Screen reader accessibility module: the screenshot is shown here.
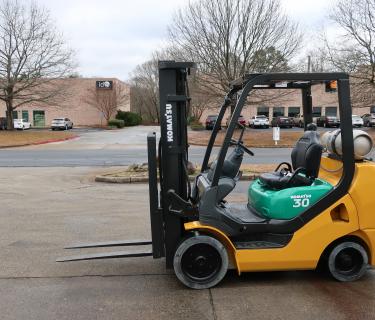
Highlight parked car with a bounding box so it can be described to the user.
[352,115,364,127]
[362,113,375,127]
[249,115,269,128]
[226,115,246,128]
[13,119,31,130]
[237,115,247,127]
[293,114,304,127]
[316,115,340,128]
[205,115,220,130]
[51,118,73,130]
[271,116,293,128]
[0,117,7,130]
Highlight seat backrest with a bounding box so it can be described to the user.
[291,128,323,178]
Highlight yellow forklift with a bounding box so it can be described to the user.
[59,61,375,289]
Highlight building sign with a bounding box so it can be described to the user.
[96,80,113,89]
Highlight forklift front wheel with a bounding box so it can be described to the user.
[173,234,228,289]
[327,241,368,282]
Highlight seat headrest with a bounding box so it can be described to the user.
[291,129,322,178]
[306,123,317,131]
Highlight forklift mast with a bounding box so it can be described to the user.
[147,61,196,267]
[58,61,196,267]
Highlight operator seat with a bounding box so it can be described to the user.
[259,123,322,190]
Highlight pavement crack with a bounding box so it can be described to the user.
[209,288,218,320]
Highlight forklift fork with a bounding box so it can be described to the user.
[56,240,153,262]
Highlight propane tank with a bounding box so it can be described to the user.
[320,129,373,160]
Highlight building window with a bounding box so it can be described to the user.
[313,107,322,117]
[6,110,18,120]
[288,107,300,117]
[371,106,375,113]
[257,106,269,117]
[325,107,337,117]
[273,107,285,117]
[22,110,29,122]
[33,110,45,127]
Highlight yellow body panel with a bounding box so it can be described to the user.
[185,157,375,273]
[348,161,375,229]
[319,156,343,186]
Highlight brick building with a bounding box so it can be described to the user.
[0,78,130,127]
[200,83,374,123]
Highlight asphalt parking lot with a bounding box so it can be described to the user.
[1,167,375,320]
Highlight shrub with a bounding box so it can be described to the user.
[116,111,142,126]
[187,116,197,125]
[108,119,125,128]
[190,122,205,131]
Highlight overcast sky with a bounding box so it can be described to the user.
[37,0,337,80]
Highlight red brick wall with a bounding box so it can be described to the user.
[0,78,130,127]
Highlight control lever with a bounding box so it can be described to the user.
[230,139,254,156]
[167,189,198,218]
[167,189,191,208]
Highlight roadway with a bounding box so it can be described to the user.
[0,126,338,167]
[0,147,292,167]
[0,126,373,167]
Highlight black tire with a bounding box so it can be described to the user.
[65,125,68,130]
[173,234,228,289]
[327,241,368,282]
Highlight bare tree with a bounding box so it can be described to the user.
[85,81,128,125]
[293,48,331,73]
[325,0,375,108]
[130,50,220,124]
[188,72,218,122]
[0,1,75,129]
[130,58,159,123]
[168,0,301,100]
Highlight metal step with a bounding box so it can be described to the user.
[64,239,152,249]
[234,241,284,249]
[56,249,153,262]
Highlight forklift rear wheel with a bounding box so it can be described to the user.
[173,235,228,289]
[327,241,368,282]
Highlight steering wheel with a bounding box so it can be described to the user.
[230,138,254,156]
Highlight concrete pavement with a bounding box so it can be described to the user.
[1,167,375,320]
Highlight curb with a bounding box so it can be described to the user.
[31,135,79,145]
[0,135,79,149]
[95,173,261,184]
